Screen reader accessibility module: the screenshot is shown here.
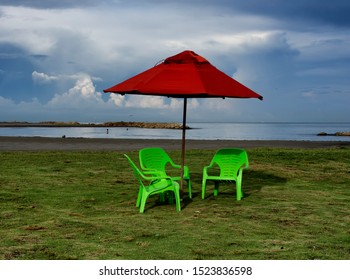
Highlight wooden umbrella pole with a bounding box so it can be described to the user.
[180,97,187,197]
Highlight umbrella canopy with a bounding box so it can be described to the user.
[104,50,263,195]
[104,50,263,99]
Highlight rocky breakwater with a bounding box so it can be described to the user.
[318,131,350,137]
[103,122,190,129]
[0,121,191,129]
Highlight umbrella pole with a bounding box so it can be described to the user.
[180,97,187,197]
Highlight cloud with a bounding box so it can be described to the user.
[32,71,102,84]
[0,73,111,121]
[47,74,104,107]
[1,1,350,123]
[108,93,124,107]
[0,71,260,122]
[224,32,299,92]
[2,3,347,83]
[0,0,105,9]
[32,71,59,83]
[216,0,350,27]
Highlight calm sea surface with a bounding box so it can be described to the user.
[1,122,350,141]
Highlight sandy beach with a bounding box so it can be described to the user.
[1,136,349,151]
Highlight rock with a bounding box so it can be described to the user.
[317,131,350,137]
[335,132,350,136]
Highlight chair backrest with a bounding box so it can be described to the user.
[124,154,145,188]
[211,148,249,177]
[139,147,172,171]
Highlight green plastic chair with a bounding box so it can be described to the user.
[139,147,192,199]
[124,154,181,213]
[202,148,249,201]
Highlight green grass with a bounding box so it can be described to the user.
[1,147,349,260]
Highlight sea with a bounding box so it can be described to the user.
[1,122,350,141]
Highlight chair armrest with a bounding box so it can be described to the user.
[203,166,210,176]
[241,161,249,170]
[168,162,190,176]
[183,165,190,176]
[169,161,188,169]
[236,163,249,177]
[169,162,181,169]
[203,159,217,173]
[137,169,171,181]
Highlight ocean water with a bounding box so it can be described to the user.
[1,122,350,141]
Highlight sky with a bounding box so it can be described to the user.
[0,0,349,123]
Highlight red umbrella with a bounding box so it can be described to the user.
[104,50,263,194]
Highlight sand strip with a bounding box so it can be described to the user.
[0,136,349,151]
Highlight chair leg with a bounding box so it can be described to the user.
[202,179,207,199]
[174,187,181,212]
[236,179,243,201]
[139,189,149,213]
[136,186,142,207]
[167,191,174,204]
[187,179,192,199]
[159,192,165,203]
[214,181,219,196]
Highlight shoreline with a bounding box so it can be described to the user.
[1,136,349,151]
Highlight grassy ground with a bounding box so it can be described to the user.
[0,147,349,260]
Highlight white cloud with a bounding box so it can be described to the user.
[122,95,200,111]
[108,93,125,107]
[47,74,103,106]
[32,71,102,84]
[125,95,164,109]
[0,71,260,122]
[32,71,59,83]
[0,4,277,77]
[0,73,112,121]
[0,7,57,54]
[124,95,184,109]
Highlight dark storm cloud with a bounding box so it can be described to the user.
[140,0,350,27]
[231,0,350,27]
[0,43,38,100]
[2,0,349,27]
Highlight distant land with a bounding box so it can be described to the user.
[0,121,190,130]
